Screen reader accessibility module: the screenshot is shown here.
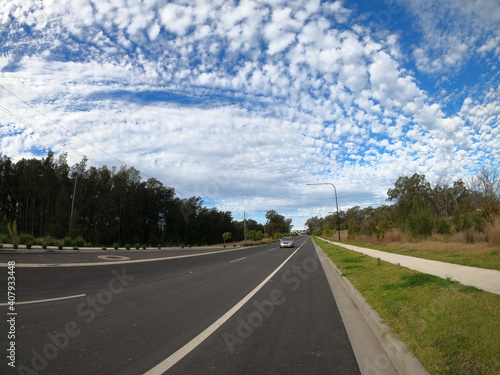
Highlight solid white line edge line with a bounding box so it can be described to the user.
[143,238,308,375]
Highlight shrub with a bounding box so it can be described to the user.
[40,236,56,249]
[347,219,361,240]
[485,216,500,246]
[63,237,73,247]
[322,228,334,237]
[377,220,391,240]
[406,208,433,238]
[20,233,36,249]
[435,218,452,235]
[113,242,119,250]
[312,229,322,237]
[246,230,264,241]
[125,244,131,250]
[135,243,140,250]
[73,236,85,247]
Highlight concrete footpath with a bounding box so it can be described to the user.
[318,238,500,295]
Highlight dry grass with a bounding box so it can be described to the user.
[323,228,500,270]
[485,216,500,246]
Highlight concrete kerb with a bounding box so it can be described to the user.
[313,239,429,375]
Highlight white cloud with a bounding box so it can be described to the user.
[0,0,498,229]
[397,0,500,73]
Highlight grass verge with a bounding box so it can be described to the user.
[314,237,500,374]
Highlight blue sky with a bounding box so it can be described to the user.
[1,0,499,229]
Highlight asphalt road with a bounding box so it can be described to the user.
[1,237,360,374]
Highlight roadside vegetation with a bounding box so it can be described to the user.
[314,238,500,374]
[0,152,293,249]
[308,169,500,269]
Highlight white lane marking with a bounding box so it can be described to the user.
[98,255,130,261]
[143,238,308,375]
[230,257,246,263]
[0,293,86,306]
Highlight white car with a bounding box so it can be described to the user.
[279,236,294,248]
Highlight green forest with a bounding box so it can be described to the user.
[0,152,292,247]
[306,170,500,243]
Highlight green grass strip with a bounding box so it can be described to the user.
[315,238,500,375]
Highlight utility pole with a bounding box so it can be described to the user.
[70,174,78,234]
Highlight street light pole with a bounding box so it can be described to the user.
[306,183,341,242]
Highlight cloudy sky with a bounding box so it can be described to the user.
[1,0,499,229]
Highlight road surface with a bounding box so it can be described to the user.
[1,237,361,374]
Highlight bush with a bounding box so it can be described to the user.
[485,216,500,246]
[41,236,57,249]
[406,208,433,238]
[63,237,73,247]
[73,236,85,247]
[246,230,264,241]
[347,219,361,240]
[377,220,391,240]
[20,233,36,248]
[322,228,334,237]
[435,218,452,235]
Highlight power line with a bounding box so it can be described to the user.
[0,104,105,167]
[0,84,151,175]
[0,83,192,196]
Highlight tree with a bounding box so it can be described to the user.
[387,173,432,226]
[305,216,322,233]
[222,232,232,245]
[471,167,500,199]
[265,210,292,236]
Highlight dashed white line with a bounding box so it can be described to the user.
[0,293,86,306]
[230,257,246,263]
[143,238,308,375]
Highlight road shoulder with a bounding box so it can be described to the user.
[313,240,429,375]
